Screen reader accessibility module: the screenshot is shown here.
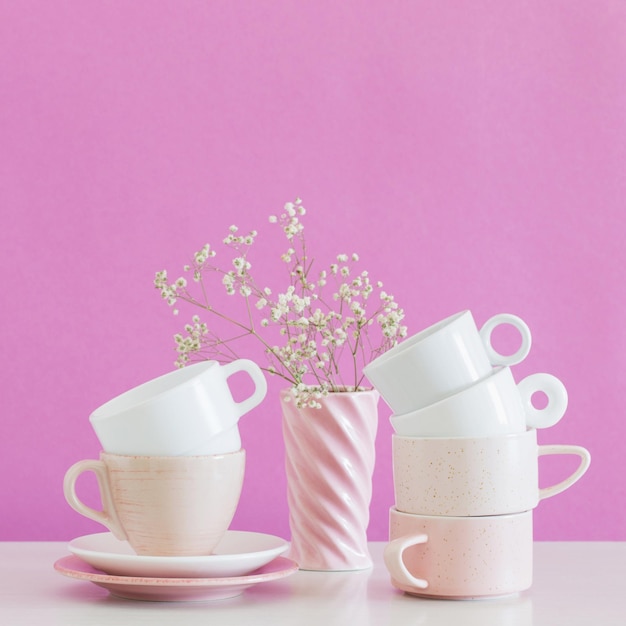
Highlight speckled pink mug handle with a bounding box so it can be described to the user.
[63,459,127,541]
[383,534,429,590]
[538,444,591,501]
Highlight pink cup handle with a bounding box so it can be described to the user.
[63,459,127,540]
[538,445,591,501]
[383,534,429,590]
[222,359,268,419]
[479,313,532,366]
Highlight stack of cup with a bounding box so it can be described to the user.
[364,310,591,599]
[64,360,267,556]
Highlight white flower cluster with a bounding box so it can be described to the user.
[155,199,407,408]
[173,316,208,366]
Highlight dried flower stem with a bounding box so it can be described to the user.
[155,199,407,407]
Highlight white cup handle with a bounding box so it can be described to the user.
[222,359,268,419]
[479,313,532,366]
[538,445,591,501]
[383,534,429,590]
[517,373,568,429]
[63,459,127,540]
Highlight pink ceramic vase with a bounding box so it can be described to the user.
[281,388,379,571]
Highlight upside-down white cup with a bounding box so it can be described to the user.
[390,366,568,438]
[384,508,533,599]
[90,360,267,456]
[363,310,532,414]
[392,431,591,516]
[63,451,245,556]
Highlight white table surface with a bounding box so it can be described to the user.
[0,541,624,625]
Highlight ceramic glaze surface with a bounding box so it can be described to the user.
[64,451,245,556]
[89,360,267,456]
[390,366,568,438]
[385,508,533,598]
[392,431,590,516]
[281,389,379,571]
[54,554,298,602]
[364,311,531,414]
[68,530,289,578]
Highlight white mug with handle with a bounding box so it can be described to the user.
[90,360,267,456]
[390,366,567,438]
[364,310,532,414]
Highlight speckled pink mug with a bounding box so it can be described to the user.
[63,451,245,556]
[392,430,590,516]
[384,508,533,599]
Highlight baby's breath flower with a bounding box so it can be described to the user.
[155,198,407,409]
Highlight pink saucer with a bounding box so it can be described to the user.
[54,555,298,602]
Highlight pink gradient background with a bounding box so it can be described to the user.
[1,1,624,542]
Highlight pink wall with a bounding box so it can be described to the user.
[1,1,624,542]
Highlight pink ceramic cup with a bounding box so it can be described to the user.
[384,508,533,599]
[392,430,590,516]
[63,450,245,556]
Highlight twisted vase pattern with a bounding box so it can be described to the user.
[281,389,379,571]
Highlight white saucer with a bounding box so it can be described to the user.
[54,555,298,602]
[68,531,289,578]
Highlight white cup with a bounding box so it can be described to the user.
[390,366,568,438]
[90,360,267,456]
[363,310,532,414]
[384,508,533,599]
[392,430,591,516]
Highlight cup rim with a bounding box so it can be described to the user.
[99,448,246,461]
[389,506,532,521]
[90,361,219,422]
[390,428,536,443]
[364,310,469,373]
